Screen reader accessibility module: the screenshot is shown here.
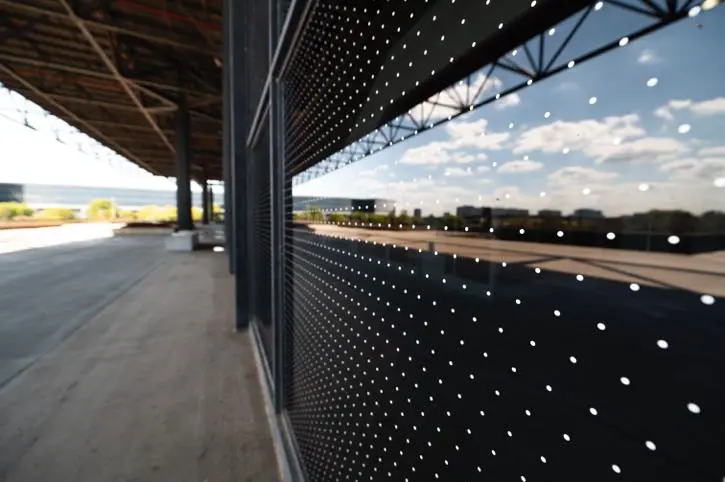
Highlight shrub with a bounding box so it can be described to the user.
[136,205,177,222]
[118,209,138,221]
[0,202,34,220]
[35,208,76,221]
[87,199,116,220]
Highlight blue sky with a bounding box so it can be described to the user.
[294,2,725,217]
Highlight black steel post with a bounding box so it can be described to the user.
[269,0,285,413]
[175,93,193,231]
[223,0,234,273]
[230,0,249,330]
[209,188,215,222]
[202,177,210,224]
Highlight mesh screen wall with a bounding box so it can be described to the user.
[240,1,725,481]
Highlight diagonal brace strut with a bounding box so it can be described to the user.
[56,0,175,155]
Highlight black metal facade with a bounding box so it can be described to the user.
[228,1,725,481]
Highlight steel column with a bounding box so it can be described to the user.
[269,0,285,414]
[222,0,234,273]
[209,188,215,221]
[202,178,211,224]
[175,94,193,231]
[229,0,250,330]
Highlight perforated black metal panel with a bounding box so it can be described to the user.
[281,1,725,481]
[251,127,274,363]
[286,229,724,481]
[284,0,593,175]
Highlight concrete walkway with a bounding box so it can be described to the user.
[0,251,279,482]
[0,235,168,388]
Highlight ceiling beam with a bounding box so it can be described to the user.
[0,13,39,43]
[0,0,218,56]
[0,52,215,98]
[190,96,222,108]
[191,110,222,124]
[46,92,168,112]
[131,84,221,122]
[146,105,179,114]
[133,145,220,154]
[56,0,174,155]
[82,119,220,137]
[0,62,156,173]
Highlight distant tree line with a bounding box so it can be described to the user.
[0,199,222,224]
[0,202,35,220]
[293,206,725,235]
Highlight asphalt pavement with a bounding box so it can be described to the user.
[0,233,167,388]
[0,244,279,482]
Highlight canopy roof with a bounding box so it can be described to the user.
[1,0,596,181]
[0,0,222,180]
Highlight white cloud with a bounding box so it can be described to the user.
[514,115,645,155]
[654,97,725,121]
[398,118,509,167]
[690,97,725,116]
[592,137,687,164]
[398,141,455,166]
[498,159,544,174]
[447,152,488,163]
[699,146,725,157]
[669,99,692,110]
[444,167,473,177]
[653,99,689,122]
[660,157,725,181]
[494,93,521,110]
[476,165,491,173]
[654,107,674,121]
[513,114,686,164]
[446,119,510,150]
[458,132,511,150]
[451,153,476,164]
[446,118,488,140]
[548,166,619,186]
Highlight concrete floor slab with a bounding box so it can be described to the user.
[0,249,279,482]
[0,235,168,387]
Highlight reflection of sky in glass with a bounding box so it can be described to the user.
[295,5,725,217]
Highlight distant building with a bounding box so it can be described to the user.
[538,209,563,218]
[573,208,604,219]
[0,182,204,214]
[413,208,422,218]
[292,196,394,214]
[491,207,529,217]
[456,205,483,218]
[0,183,389,219]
